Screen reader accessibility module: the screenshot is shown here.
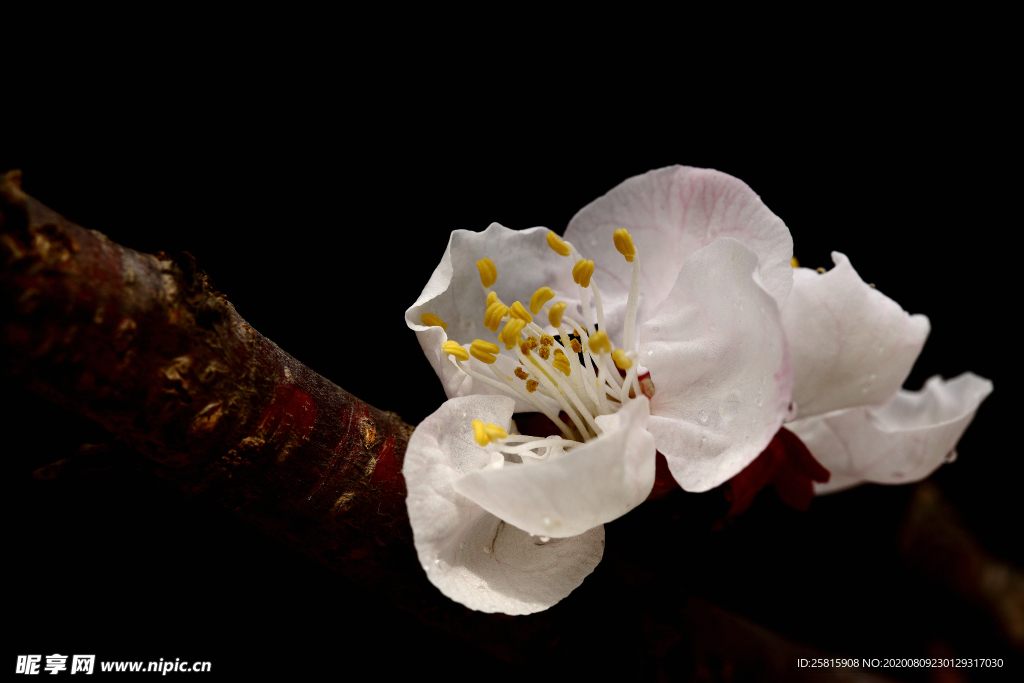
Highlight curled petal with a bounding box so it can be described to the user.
[786,373,993,495]
[783,253,931,418]
[403,394,604,614]
[405,223,577,412]
[639,238,792,492]
[454,397,656,538]
[564,165,794,336]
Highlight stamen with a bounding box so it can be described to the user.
[551,348,571,376]
[516,344,599,439]
[526,379,539,392]
[572,259,595,288]
[421,313,447,331]
[613,228,636,262]
[530,287,555,314]
[472,419,507,446]
[486,290,504,307]
[540,334,554,346]
[509,300,532,322]
[538,345,551,360]
[514,367,530,381]
[569,338,582,354]
[546,231,571,257]
[477,258,498,288]
[612,348,632,370]
[441,340,470,361]
[484,301,509,331]
[499,319,526,349]
[791,256,800,268]
[588,330,612,355]
[623,247,641,352]
[548,301,567,327]
[470,339,500,364]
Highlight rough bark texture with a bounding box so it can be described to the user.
[0,168,910,679]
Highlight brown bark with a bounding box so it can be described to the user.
[1,168,901,679]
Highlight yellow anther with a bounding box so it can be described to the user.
[551,348,571,376]
[514,367,530,381]
[540,334,554,346]
[612,348,633,370]
[486,290,504,308]
[470,339,500,364]
[485,423,508,441]
[570,338,582,354]
[472,419,508,446]
[421,313,447,331]
[572,259,595,288]
[816,267,826,274]
[613,228,637,263]
[499,319,526,349]
[519,341,532,356]
[529,287,555,314]
[526,379,539,393]
[790,256,800,268]
[441,341,470,362]
[539,345,550,360]
[546,231,571,257]
[588,330,611,354]
[525,337,539,351]
[509,300,533,323]
[477,258,497,288]
[484,302,509,332]
[548,301,567,327]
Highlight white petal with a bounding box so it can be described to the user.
[783,253,931,418]
[564,165,794,336]
[403,394,604,614]
[453,397,656,538]
[786,373,993,495]
[405,223,577,412]
[639,238,792,492]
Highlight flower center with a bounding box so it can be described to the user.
[425,228,647,455]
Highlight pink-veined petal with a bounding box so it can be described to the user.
[639,238,792,492]
[784,253,930,419]
[454,397,656,538]
[403,394,604,614]
[405,223,577,412]
[564,165,794,337]
[786,373,993,495]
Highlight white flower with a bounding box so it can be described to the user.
[403,166,796,612]
[780,253,993,493]
[407,166,796,492]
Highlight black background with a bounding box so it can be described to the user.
[3,50,1016,680]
